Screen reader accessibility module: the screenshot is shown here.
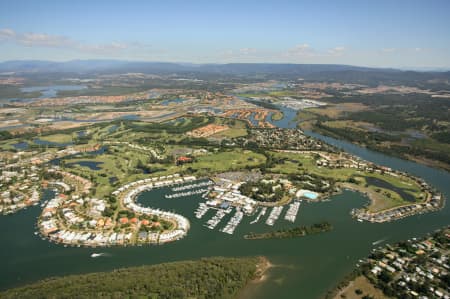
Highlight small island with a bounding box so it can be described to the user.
[244,221,333,240]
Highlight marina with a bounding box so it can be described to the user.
[171,180,213,192]
[266,206,283,226]
[0,102,449,299]
[194,203,209,219]
[205,209,227,229]
[284,200,301,223]
[250,207,267,224]
[0,132,449,299]
[221,208,244,234]
[165,188,209,199]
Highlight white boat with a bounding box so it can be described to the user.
[90,253,105,258]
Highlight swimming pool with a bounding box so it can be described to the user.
[297,189,319,200]
[303,192,318,199]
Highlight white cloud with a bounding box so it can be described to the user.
[286,44,345,57]
[381,48,396,53]
[328,46,346,56]
[78,42,128,53]
[0,28,144,54]
[286,43,315,56]
[239,48,257,55]
[0,28,16,40]
[18,32,73,47]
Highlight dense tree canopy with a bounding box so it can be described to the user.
[0,257,261,299]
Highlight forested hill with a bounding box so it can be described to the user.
[0,257,264,299]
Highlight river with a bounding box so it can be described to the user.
[0,106,448,299]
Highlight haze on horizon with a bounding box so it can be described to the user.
[0,0,450,69]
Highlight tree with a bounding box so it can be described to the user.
[379,270,393,283]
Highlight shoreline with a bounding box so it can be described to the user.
[236,256,273,299]
[253,256,273,282]
[309,125,450,173]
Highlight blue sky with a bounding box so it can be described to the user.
[0,0,449,68]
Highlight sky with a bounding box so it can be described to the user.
[0,0,450,68]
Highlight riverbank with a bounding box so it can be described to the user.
[253,256,273,282]
[327,226,450,299]
[236,256,273,299]
[310,124,450,173]
[1,107,449,299]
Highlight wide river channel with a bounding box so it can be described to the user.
[0,106,449,299]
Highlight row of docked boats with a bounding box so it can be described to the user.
[165,188,209,199]
[205,209,227,229]
[199,199,302,234]
[195,203,209,219]
[284,201,301,222]
[221,208,244,235]
[171,180,213,192]
[250,207,267,224]
[266,206,284,226]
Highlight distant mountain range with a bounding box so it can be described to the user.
[0,60,449,85]
[0,60,384,73]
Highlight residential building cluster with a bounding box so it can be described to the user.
[237,128,325,150]
[362,228,449,298]
[0,162,41,214]
[38,173,195,247]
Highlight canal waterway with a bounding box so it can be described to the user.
[0,106,449,299]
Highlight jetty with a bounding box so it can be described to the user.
[284,200,301,223]
[221,208,244,234]
[165,188,209,199]
[195,203,209,219]
[266,206,283,226]
[205,209,227,229]
[250,207,267,224]
[171,180,213,192]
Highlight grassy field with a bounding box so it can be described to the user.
[269,151,358,180]
[39,133,74,143]
[296,110,318,122]
[333,275,387,299]
[192,149,265,175]
[322,120,375,131]
[268,151,425,211]
[62,145,156,197]
[211,127,248,138]
[271,111,284,121]
[412,137,450,153]
[0,115,429,215]
[210,118,248,138]
[308,102,369,118]
[61,143,266,197]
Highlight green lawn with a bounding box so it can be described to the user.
[39,133,74,143]
[192,149,265,174]
[268,151,426,211]
[269,151,358,180]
